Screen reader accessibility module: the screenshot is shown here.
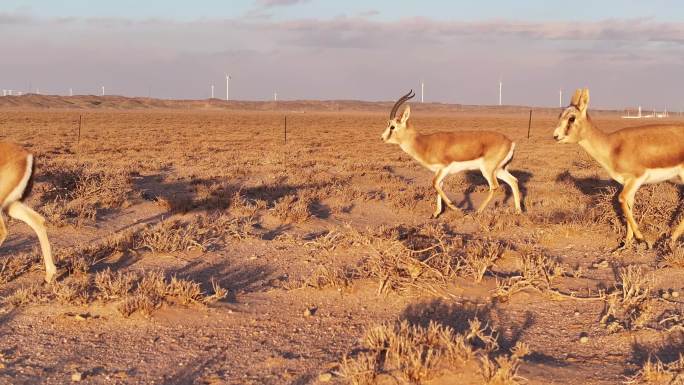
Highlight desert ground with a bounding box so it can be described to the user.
[0,96,683,385]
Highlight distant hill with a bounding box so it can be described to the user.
[0,94,620,115]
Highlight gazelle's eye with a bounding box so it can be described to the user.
[568,116,576,123]
[390,125,395,130]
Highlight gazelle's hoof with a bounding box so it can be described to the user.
[612,241,632,253]
[44,268,58,284]
[431,212,442,219]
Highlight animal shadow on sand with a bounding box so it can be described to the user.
[132,173,334,220]
[628,331,684,377]
[461,169,533,211]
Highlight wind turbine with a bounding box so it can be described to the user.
[101,86,105,96]
[420,80,424,103]
[211,84,215,99]
[226,74,231,101]
[69,88,73,97]
[274,91,277,101]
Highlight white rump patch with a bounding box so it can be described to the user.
[643,165,683,184]
[3,154,33,209]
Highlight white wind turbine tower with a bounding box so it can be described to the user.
[420,80,424,103]
[69,88,73,97]
[498,78,503,106]
[211,84,214,99]
[225,74,231,101]
[101,86,105,96]
[274,91,277,101]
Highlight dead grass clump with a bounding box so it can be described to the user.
[305,265,356,290]
[114,271,226,317]
[600,265,655,332]
[629,354,684,385]
[39,161,133,226]
[134,214,238,252]
[272,194,312,223]
[340,319,527,385]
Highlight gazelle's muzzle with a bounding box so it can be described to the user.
[552,126,565,142]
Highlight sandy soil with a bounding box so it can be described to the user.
[0,98,683,385]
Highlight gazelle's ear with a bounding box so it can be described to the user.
[570,89,582,106]
[577,88,590,115]
[400,105,411,124]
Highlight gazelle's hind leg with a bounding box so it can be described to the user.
[496,168,522,213]
[477,167,499,213]
[673,169,684,247]
[618,177,650,249]
[7,201,56,282]
[672,219,684,248]
[0,214,7,247]
[432,167,457,218]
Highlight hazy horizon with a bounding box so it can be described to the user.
[1,0,683,109]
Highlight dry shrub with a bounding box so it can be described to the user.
[662,247,684,268]
[494,251,564,301]
[38,161,133,226]
[464,240,506,283]
[52,274,91,305]
[600,265,654,332]
[94,268,137,300]
[338,224,511,294]
[0,252,41,284]
[3,283,44,307]
[340,319,526,385]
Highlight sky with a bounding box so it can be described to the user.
[1,0,683,108]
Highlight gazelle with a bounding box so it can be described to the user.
[553,88,684,249]
[0,142,56,282]
[381,90,522,218]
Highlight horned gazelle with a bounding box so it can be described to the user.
[382,90,522,218]
[554,88,684,249]
[0,142,56,282]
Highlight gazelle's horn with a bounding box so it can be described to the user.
[390,89,415,119]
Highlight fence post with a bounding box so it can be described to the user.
[527,109,532,139]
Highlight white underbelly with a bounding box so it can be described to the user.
[426,158,484,173]
[643,166,683,184]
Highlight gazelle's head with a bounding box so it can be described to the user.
[554,88,590,144]
[382,90,415,144]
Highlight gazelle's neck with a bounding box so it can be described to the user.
[577,119,614,172]
[398,126,425,162]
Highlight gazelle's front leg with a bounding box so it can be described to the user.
[431,168,457,218]
[7,202,57,283]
